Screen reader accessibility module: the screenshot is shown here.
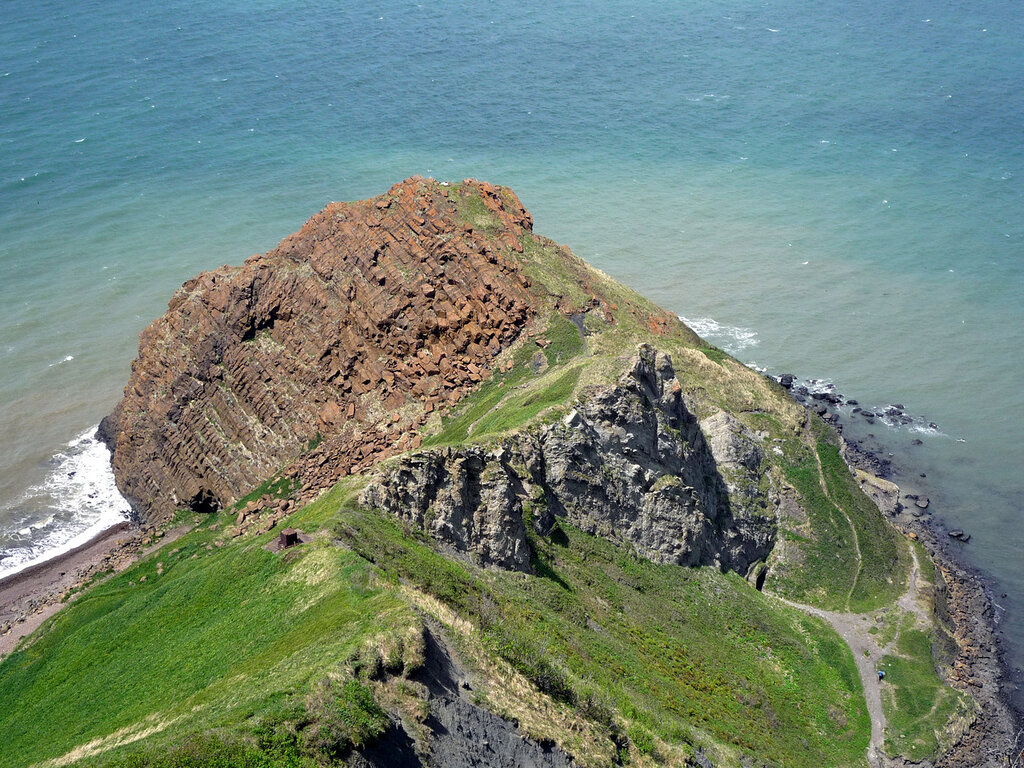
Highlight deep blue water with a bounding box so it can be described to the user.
[1,0,1022,695]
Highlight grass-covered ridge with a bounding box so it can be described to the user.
[0,510,417,768]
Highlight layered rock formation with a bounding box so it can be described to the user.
[101,178,537,520]
[361,345,776,575]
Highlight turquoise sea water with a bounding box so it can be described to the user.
[2,0,1021,697]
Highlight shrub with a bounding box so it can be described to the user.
[300,679,389,759]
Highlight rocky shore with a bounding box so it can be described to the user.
[774,371,1023,764]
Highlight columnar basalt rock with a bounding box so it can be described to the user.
[100,177,538,521]
[362,345,777,575]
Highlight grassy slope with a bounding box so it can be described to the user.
[0,509,416,768]
[0,477,870,768]
[877,542,973,761]
[880,628,972,761]
[0,183,965,767]
[762,421,910,613]
[331,481,871,768]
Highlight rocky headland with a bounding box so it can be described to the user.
[99,179,539,521]
[3,178,1019,768]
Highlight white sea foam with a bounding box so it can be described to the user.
[679,315,759,354]
[0,427,131,581]
[48,354,74,367]
[775,374,952,438]
[905,422,948,437]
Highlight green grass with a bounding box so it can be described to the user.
[516,234,596,313]
[471,367,582,438]
[766,432,909,612]
[911,540,936,586]
[540,313,585,365]
[870,607,905,648]
[768,448,860,610]
[879,627,972,761]
[0,513,415,768]
[422,343,538,446]
[231,474,299,511]
[424,313,584,447]
[816,440,909,611]
[98,733,302,768]
[456,188,504,235]
[699,345,728,364]
[0,182,950,768]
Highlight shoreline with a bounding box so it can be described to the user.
[0,521,138,657]
[0,521,132,592]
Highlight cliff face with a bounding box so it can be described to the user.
[101,178,536,519]
[361,345,776,575]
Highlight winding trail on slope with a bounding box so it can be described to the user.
[771,437,924,768]
[810,437,865,611]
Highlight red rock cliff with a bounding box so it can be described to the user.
[101,177,538,521]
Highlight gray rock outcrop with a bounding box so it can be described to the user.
[361,345,776,575]
[359,449,531,571]
[350,627,577,768]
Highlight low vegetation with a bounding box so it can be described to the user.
[877,554,973,761]
[0,513,416,768]
[328,480,870,767]
[424,313,584,447]
[766,425,909,612]
[879,628,972,761]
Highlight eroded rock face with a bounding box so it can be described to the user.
[352,627,578,768]
[362,345,777,575]
[101,177,537,521]
[360,448,531,572]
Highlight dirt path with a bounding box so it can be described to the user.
[775,594,887,766]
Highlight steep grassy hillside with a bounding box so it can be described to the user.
[0,507,419,768]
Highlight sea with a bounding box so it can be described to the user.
[1,0,1021,703]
